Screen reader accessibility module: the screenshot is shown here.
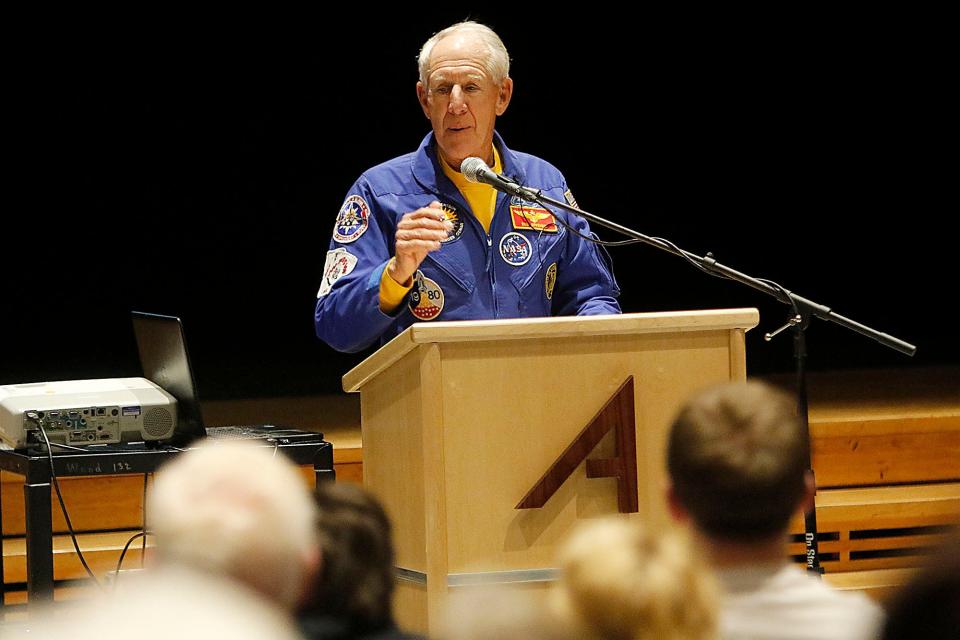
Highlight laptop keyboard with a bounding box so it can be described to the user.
[205,426,274,440]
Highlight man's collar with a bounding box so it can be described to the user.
[412,130,526,194]
[438,145,502,188]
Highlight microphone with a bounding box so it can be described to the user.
[460,157,540,200]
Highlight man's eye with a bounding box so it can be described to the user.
[434,86,451,95]
[465,85,481,92]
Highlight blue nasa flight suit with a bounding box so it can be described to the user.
[314,131,620,353]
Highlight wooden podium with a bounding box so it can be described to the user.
[343,309,759,634]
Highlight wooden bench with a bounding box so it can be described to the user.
[798,368,960,488]
[788,483,960,574]
[822,568,918,602]
[2,530,153,589]
[3,368,958,607]
[778,367,960,600]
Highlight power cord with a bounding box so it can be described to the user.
[141,473,149,567]
[113,531,153,590]
[35,421,104,590]
[113,473,157,588]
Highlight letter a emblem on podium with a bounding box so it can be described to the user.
[516,377,639,513]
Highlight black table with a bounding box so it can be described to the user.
[0,438,334,606]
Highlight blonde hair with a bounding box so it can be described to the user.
[553,518,718,640]
[147,441,318,610]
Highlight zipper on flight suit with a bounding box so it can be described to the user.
[486,233,498,317]
[438,185,501,317]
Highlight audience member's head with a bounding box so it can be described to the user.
[147,440,318,610]
[300,481,400,634]
[552,517,719,640]
[881,527,960,640]
[667,380,810,543]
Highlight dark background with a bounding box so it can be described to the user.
[4,10,954,399]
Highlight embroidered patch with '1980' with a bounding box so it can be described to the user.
[317,248,358,298]
[333,195,369,243]
[408,271,444,321]
[499,232,532,266]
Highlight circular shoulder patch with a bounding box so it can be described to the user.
[333,195,369,243]
[409,271,444,321]
[440,203,464,243]
[545,262,558,300]
[499,232,532,266]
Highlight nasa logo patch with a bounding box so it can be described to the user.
[499,232,532,266]
[333,195,369,243]
[545,262,557,300]
[317,248,358,298]
[440,203,464,243]
[408,271,444,321]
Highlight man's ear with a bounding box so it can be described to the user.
[799,470,817,514]
[666,482,690,523]
[297,545,323,610]
[495,77,513,116]
[416,81,430,120]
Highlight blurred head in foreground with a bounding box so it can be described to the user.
[667,380,812,546]
[881,528,960,640]
[300,481,403,635]
[148,440,319,610]
[552,517,719,640]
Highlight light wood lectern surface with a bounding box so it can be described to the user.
[343,308,759,634]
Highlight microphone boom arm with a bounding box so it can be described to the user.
[516,189,916,356]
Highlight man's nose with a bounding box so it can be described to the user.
[447,85,468,115]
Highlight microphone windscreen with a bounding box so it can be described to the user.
[459,157,487,183]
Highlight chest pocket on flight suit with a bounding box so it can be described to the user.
[507,230,565,314]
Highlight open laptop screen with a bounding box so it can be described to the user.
[131,311,206,444]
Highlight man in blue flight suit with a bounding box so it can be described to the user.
[314,21,620,353]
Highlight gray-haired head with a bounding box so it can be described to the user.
[147,440,319,611]
[418,21,511,85]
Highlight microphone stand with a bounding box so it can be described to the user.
[510,184,917,576]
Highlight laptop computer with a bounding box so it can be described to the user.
[131,311,325,446]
